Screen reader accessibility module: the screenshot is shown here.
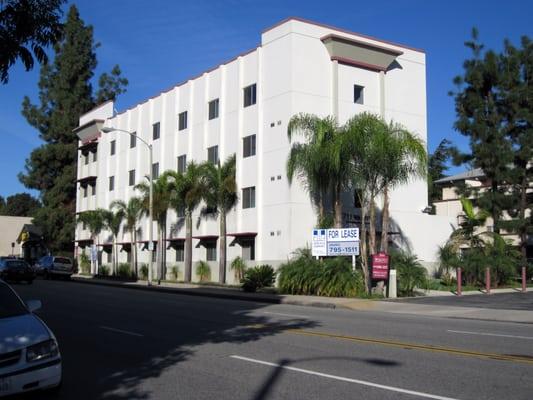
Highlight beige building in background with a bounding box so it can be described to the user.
[0,216,32,257]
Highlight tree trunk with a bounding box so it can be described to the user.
[184,211,193,283]
[360,199,370,294]
[491,180,500,234]
[519,174,528,266]
[334,182,343,228]
[112,237,116,276]
[380,185,390,253]
[369,198,376,255]
[130,229,136,279]
[219,209,227,284]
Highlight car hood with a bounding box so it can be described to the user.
[0,314,50,354]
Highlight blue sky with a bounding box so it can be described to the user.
[1,0,531,198]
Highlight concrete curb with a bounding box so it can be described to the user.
[71,277,337,309]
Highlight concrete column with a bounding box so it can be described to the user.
[379,71,385,119]
[388,269,397,298]
[332,59,339,120]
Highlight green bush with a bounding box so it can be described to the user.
[99,264,110,276]
[195,261,211,282]
[139,263,148,280]
[117,263,131,278]
[79,252,91,274]
[230,256,247,282]
[391,251,427,296]
[242,265,276,292]
[170,265,179,281]
[278,249,363,297]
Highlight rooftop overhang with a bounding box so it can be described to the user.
[193,235,218,248]
[78,140,98,153]
[321,34,402,72]
[76,176,97,187]
[73,119,104,144]
[74,239,93,247]
[166,237,185,250]
[227,232,256,247]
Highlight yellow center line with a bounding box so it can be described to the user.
[286,329,533,365]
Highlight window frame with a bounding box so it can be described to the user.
[110,140,116,156]
[243,134,256,158]
[206,243,217,261]
[354,84,364,105]
[178,111,188,131]
[152,162,159,180]
[242,186,256,209]
[207,145,219,165]
[243,83,257,107]
[177,154,187,174]
[208,98,219,120]
[109,176,115,192]
[128,169,135,187]
[130,131,137,148]
[152,122,160,140]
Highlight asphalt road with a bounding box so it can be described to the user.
[7,279,533,400]
[397,291,533,310]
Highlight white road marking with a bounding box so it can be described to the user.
[262,311,309,319]
[230,355,461,400]
[447,330,533,340]
[100,326,144,337]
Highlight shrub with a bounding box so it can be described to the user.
[230,256,247,282]
[196,261,211,282]
[242,265,276,292]
[391,251,427,296]
[170,265,179,281]
[79,252,91,274]
[139,263,149,280]
[278,249,363,297]
[99,264,110,276]
[117,263,131,278]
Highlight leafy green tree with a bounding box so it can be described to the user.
[19,5,127,254]
[428,139,453,203]
[135,175,173,282]
[76,208,106,274]
[102,208,125,276]
[0,193,41,216]
[165,162,204,283]
[287,114,339,227]
[498,36,533,266]
[379,122,427,253]
[451,28,515,234]
[391,250,427,297]
[0,0,64,83]
[111,198,143,277]
[200,154,238,284]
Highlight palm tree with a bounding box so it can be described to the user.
[102,208,125,276]
[77,209,107,275]
[287,113,340,227]
[165,162,205,283]
[111,198,143,278]
[135,175,174,282]
[379,122,427,253]
[451,197,489,249]
[200,154,238,284]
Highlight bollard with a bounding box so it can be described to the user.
[522,266,527,293]
[457,267,462,296]
[388,269,397,298]
[485,267,491,294]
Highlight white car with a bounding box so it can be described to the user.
[0,280,61,397]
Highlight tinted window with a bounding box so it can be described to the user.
[54,257,71,264]
[0,284,28,319]
[5,260,28,268]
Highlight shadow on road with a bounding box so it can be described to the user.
[9,280,323,400]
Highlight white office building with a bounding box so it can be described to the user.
[74,17,454,282]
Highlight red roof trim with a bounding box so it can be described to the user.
[331,56,386,72]
[321,33,403,56]
[166,238,186,242]
[262,17,424,53]
[192,235,218,240]
[226,232,257,238]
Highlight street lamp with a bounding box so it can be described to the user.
[100,127,154,285]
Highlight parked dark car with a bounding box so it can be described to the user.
[34,256,74,280]
[0,259,35,284]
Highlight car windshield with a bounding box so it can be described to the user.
[5,260,27,268]
[0,284,28,319]
[55,257,71,264]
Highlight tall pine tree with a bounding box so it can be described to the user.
[19,5,127,253]
[451,28,514,234]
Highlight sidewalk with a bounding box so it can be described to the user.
[72,275,533,324]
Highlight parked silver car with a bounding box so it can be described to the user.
[0,280,62,396]
[34,256,74,280]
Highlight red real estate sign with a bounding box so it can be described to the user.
[372,252,389,280]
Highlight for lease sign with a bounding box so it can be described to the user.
[312,228,360,256]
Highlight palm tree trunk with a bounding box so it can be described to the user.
[184,211,193,283]
[219,209,226,284]
[380,185,390,253]
[112,237,116,276]
[334,182,343,228]
[360,199,370,294]
[130,230,136,279]
[369,198,376,255]
[161,219,167,280]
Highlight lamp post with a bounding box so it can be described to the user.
[100,127,154,285]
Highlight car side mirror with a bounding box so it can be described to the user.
[26,300,42,312]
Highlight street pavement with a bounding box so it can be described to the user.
[7,279,533,400]
[396,291,533,310]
